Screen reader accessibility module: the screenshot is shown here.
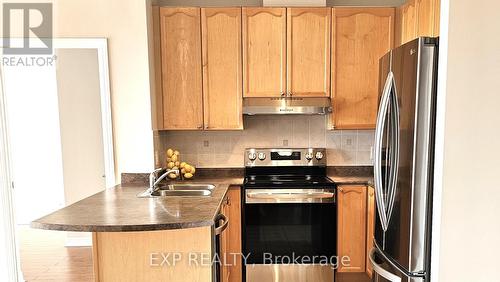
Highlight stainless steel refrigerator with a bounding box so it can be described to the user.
[370,37,438,282]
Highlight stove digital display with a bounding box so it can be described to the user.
[270,151,301,160]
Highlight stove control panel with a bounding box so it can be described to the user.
[245,148,326,167]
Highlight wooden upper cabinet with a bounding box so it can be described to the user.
[337,185,367,273]
[287,8,331,97]
[400,0,418,45]
[395,0,439,46]
[416,0,440,37]
[242,7,286,98]
[331,8,394,129]
[160,7,203,130]
[201,8,243,130]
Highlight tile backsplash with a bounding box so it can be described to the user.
[154,115,374,168]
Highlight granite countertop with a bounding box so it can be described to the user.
[326,166,374,186]
[31,179,237,232]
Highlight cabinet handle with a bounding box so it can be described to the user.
[339,187,344,192]
[197,125,203,129]
[214,213,229,235]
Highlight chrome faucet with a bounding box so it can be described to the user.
[149,168,179,194]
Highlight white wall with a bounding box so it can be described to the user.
[436,0,500,281]
[53,0,155,179]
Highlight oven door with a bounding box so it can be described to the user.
[243,188,336,282]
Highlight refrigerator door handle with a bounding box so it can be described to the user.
[374,71,393,231]
[386,74,401,224]
[369,248,402,282]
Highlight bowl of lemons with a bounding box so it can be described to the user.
[165,148,196,180]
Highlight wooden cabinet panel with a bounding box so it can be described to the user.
[366,186,376,278]
[433,0,440,36]
[395,0,439,47]
[220,186,242,282]
[400,0,418,45]
[338,185,367,273]
[287,8,331,97]
[416,0,440,37]
[160,7,203,130]
[416,0,435,37]
[331,8,394,129]
[201,8,243,130]
[242,8,286,98]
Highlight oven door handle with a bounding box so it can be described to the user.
[245,189,335,204]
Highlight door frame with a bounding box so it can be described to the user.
[0,54,20,282]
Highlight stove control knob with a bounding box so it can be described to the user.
[248,152,257,161]
[258,152,266,161]
[315,151,324,160]
[305,152,314,161]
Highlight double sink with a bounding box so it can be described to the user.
[138,184,215,198]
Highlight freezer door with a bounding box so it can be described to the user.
[374,37,437,275]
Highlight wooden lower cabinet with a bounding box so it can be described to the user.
[92,227,212,282]
[366,185,376,278]
[220,186,242,282]
[337,185,367,273]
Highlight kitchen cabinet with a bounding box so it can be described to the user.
[416,0,440,37]
[330,8,394,129]
[220,186,242,282]
[395,0,440,46]
[366,185,376,278]
[394,0,418,46]
[159,7,204,130]
[242,7,286,98]
[242,7,330,98]
[287,8,331,97]
[337,185,367,273]
[201,8,243,130]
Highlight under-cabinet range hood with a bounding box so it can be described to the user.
[243,97,332,115]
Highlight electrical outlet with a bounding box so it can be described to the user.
[203,140,209,147]
[346,138,352,146]
[282,139,289,146]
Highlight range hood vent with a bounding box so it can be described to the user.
[243,97,332,115]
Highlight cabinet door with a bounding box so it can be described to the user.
[416,0,440,37]
[338,185,367,273]
[160,7,203,130]
[201,8,243,130]
[242,7,286,98]
[287,8,331,97]
[400,0,418,45]
[331,8,394,129]
[220,186,242,282]
[366,186,376,278]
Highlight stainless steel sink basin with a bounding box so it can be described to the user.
[137,183,215,198]
[150,189,212,197]
[158,184,216,191]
